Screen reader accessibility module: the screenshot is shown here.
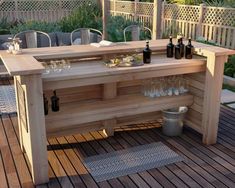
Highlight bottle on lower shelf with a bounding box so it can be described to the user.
[43,94,48,115]
[51,90,60,112]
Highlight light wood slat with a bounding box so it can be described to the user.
[187,72,205,83]
[48,138,86,188]
[221,28,227,46]
[193,96,203,106]
[55,137,99,188]
[71,134,113,188]
[0,144,9,188]
[217,27,222,45]
[47,142,73,187]
[204,25,209,40]
[42,55,206,82]
[226,29,232,48]
[189,86,204,98]
[0,119,21,188]
[45,94,193,133]
[188,107,202,118]
[190,103,203,113]
[186,77,205,91]
[232,30,235,49]
[184,119,203,133]
[212,26,217,42]
[1,117,35,188]
[43,59,206,90]
[208,26,213,41]
[202,55,227,144]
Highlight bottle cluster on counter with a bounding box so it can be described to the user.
[167,35,194,59]
[43,90,60,115]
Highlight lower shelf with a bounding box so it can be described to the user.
[45,94,194,133]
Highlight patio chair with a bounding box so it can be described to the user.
[13,30,52,48]
[70,28,103,45]
[123,25,152,42]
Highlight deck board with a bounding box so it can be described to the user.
[1,81,235,187]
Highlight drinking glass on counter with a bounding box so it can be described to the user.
[41,59,71,74]
[141,76,189,98]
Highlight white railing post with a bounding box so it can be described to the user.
[152,0,162,39]
[196,3,206,39]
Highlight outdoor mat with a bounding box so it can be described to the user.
[84,142,183,182]
[0,85,17,115]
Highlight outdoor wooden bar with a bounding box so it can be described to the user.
[0,39,234,185]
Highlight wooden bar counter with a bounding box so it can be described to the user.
[0,39,234,185]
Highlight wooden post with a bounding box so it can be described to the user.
[14,0,19,20]
[161,1,165,39]
[102,82,117,137]
[102,0,109,40]
[134,0,139,22]
[114,0,116,16]
[196,3,206,39]
[152,0,162,40]
[202,55,227,145]
[18,74,48,184]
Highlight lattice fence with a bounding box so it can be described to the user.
[164,4,200,22]
[109,0,153,28]
[203,7,235,26]
[0,0,96,22]
[163,4,235,49]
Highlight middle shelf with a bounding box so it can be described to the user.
[45,93,193,132]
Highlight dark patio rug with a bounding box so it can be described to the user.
[0,85,16,115]
[84,142,183,182]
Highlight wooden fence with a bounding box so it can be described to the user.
[109,0,235,49]
[0,0,96,22]
[0,0,234,49]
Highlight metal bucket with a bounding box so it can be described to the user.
[162,107,188,136]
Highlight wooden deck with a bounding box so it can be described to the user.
[1,81,235,188]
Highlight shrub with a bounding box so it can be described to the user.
[59,2,102,32]
[10,21,61,34]
[224,55,235,77]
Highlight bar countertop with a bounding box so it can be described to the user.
[0,39,234,76]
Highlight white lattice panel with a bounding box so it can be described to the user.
[164,4,200,22]
[136,2,153,16]
[203,7,235,26]
[115,1,135,14]
[0,0,94,11]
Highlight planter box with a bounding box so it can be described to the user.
[223,75,235,87]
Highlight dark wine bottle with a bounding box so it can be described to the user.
[51,90,59,112]
[43,94,48,115]
[179,37,185,57]
[167,36,174,58]
[143,41,152,64]
[185,38,194,59]
[175,39,181,59]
